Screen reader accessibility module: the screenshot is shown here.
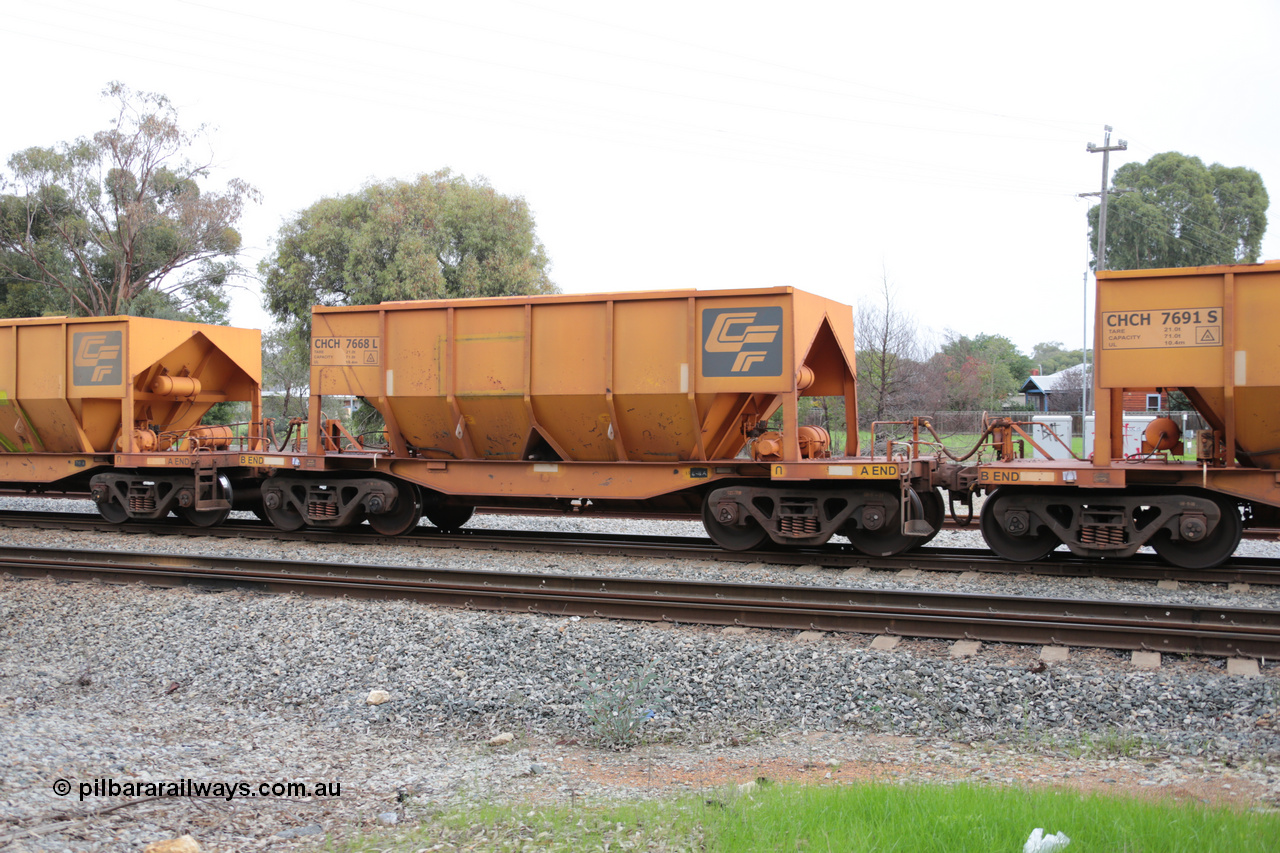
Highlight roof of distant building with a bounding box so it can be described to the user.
[1020,366,1088,395]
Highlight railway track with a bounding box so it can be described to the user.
[2,509,1279,587]
[2,545,1276,659]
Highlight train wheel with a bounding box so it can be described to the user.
[97,497,129,524]
[425,505,474,531]
[1150,496,1242,570]
[915,488,945,547]
[701,499,768,551]
[844,489,943,557]
[979,488,1060,562]
[368,486,423,536]
[263,497,307,532]
[180,505,231,527]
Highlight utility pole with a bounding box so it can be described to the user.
[1082,125,1128,270]
[1079,126,1128,421]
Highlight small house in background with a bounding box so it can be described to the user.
[1020,367,1089,412]
[1021,367,1166,413]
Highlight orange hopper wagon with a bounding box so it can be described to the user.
[0,315,263,525]
[261,287,937,552]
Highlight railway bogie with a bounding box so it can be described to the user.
[977,486,1244,568]
[89,469,237,527]
[699,482,937,551]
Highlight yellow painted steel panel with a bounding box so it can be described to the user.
[1096,273,1224,388]
[455,306,525,396]
[388,398,455,451]
[530,302,607,395]
[387,310,447,396]
[312,311,380,396]
[612,300,688,394]
[1236,274,1280,386]
[1096,262,1280,470]
[459,396,530,459]
[613,393,698,461]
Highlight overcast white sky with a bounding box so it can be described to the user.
[4,0,1277,357]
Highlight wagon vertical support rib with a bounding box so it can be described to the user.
[1091,286,1108,465]
[121,322,135,454]
[603,301,629,462]
[445,306,476,459]
[686,297,708,462]
[521,303,536,453]
[1223,272,1237,468]
[377,308,410,458]
[57,323,78,452]
[519,303,570,463]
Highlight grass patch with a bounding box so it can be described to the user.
[1069,727,1151,760]
[324,781,1279,852]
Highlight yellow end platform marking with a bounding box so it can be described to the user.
[980,470,1056,484]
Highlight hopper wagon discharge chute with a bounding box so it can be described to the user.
[0,315,264,525]
[265,287,942,553]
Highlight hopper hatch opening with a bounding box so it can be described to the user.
[521,428,564,462]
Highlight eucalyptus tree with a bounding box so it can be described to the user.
[261,169,556,336]
[1088,152,1267,270]
[0,82,258,321]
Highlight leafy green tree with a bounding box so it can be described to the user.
[261,326,311,422]
[260,169,556,334]
[0,277,62,319]
[926,333,1033,411]
[0,82,258,320]
[1089,152,1268,270]
[1029,341,1092,376]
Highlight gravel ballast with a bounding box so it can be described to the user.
[0,498,1277,850]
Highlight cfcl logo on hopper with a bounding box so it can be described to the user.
[72,331,123,386]
[701,307,782,377]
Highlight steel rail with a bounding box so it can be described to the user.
[1,510,1278,587]
[2,546,1276,658]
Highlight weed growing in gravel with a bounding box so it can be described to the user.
[574,662,670,749]
[1072,726,1150,759]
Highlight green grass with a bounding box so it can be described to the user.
[324,781,1280,853]
[857,430,990,459]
